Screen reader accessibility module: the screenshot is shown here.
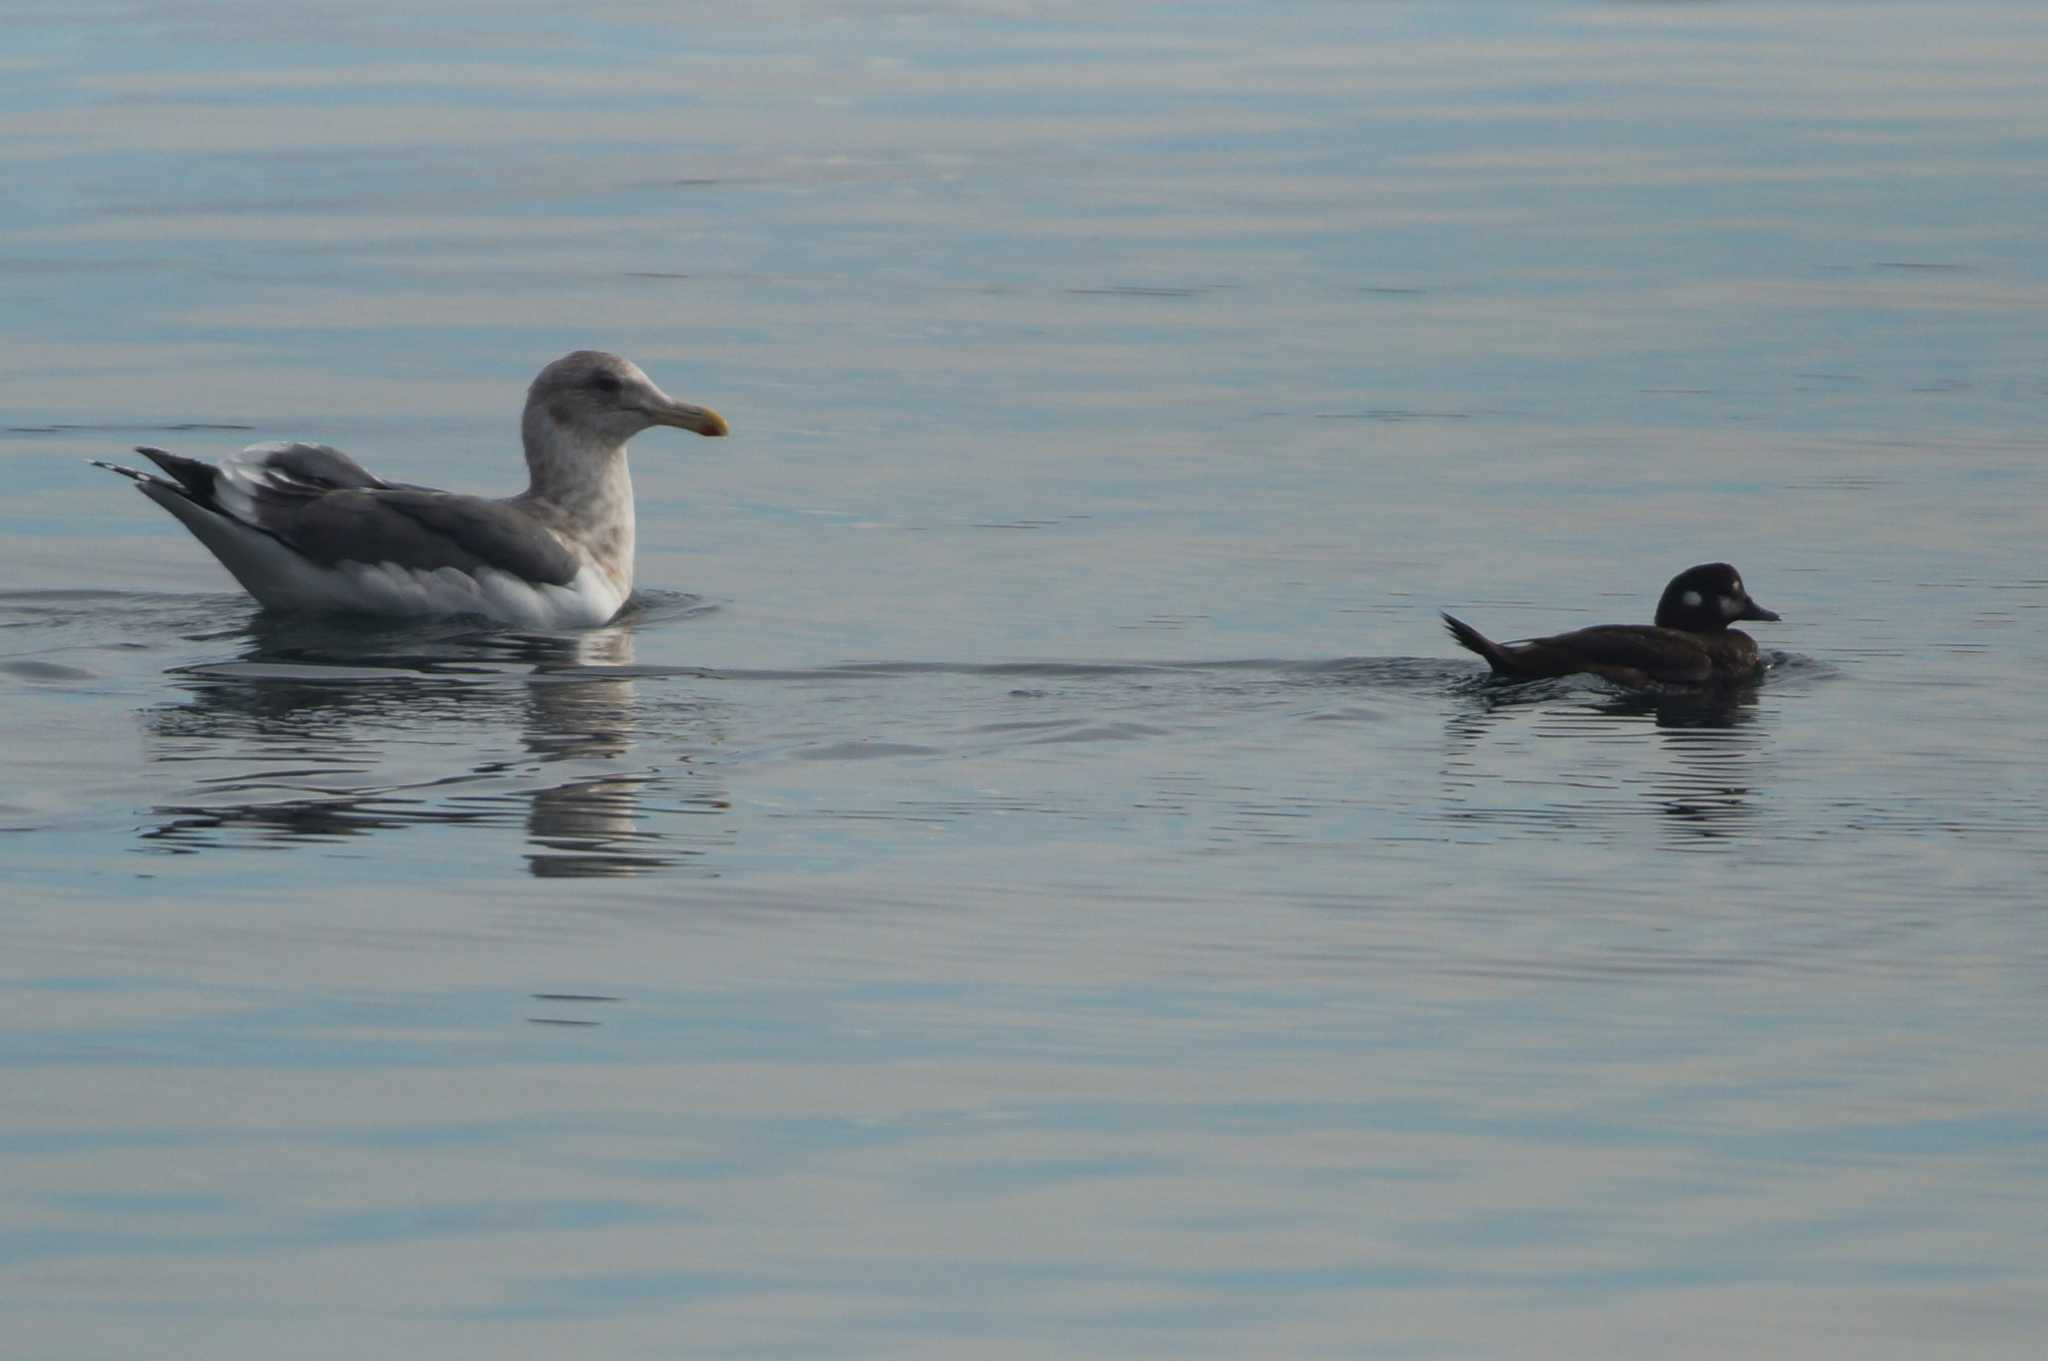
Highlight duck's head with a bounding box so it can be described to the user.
[1654,562,1779,633]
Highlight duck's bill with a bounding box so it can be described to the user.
[1740,599,1780,622]
[648,400,729,437]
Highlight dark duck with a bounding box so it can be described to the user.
[1442,562,1780,688]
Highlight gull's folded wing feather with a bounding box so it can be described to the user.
[133,442,580,587]
[281,491,580,586]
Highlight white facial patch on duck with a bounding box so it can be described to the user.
[1681,590,1703,608]
[1720,593,1745,617]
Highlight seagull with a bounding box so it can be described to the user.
[93,350,729,628]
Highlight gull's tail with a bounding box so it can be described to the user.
[91,446,218,504]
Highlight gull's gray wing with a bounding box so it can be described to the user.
[281,490,580,585]
[131,442,579,586]
[232,440,396,490]
[129,440,397,515]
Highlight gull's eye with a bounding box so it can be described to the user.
[590,373,623,395]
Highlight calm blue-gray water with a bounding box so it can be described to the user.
[4,2,2047,1356]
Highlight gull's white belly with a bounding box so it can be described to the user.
[284,561,626,627]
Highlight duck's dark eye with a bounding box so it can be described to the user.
[590,373,623,395]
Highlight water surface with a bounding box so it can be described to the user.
[4,3,2047,1357]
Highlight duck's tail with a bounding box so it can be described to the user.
[1441,611,1515,674]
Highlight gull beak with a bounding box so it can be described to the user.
[643,391,729,437]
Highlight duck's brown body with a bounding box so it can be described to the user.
[1443,563,1779,688]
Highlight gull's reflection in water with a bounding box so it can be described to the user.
[518,628,684,879]
[140,613,728,878]
[1441,677,1772,845]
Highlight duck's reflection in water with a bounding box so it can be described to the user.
[141,618,728,878]
[1441,677,1773,845]
[1598,687,1767,843]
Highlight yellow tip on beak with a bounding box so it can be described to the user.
[652,401,729,437]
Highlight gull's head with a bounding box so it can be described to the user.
[526,350,729,449]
